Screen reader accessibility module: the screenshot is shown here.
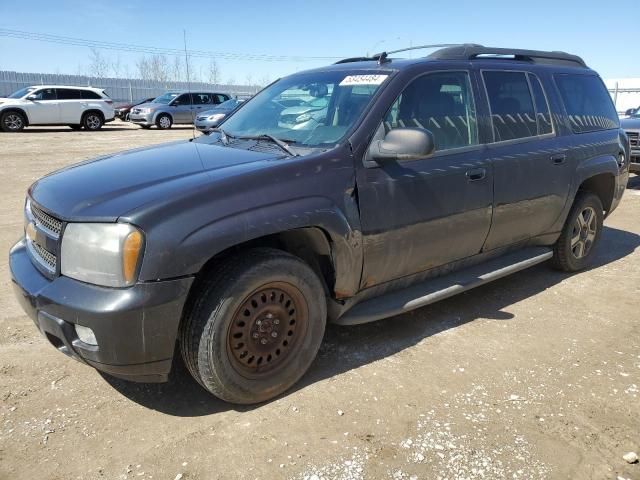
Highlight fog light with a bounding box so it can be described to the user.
[75,324,97,345]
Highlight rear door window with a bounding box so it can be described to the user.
[483,71,537,142]
[56,89,81,100]
[554,74,619,133]
[528,74,553,135]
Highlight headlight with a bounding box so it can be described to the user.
[61,223,144,287]
[207,113,225,121]
[138,108,151,114]
[295,113,312,123]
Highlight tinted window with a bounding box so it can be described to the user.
[383,71,478,151]
[174,94,191,105]
[56,89,81,100]
[193,93,212,105]
[80,90,102,100]
[483,71,537,141]
[528,74,553,135]
[554,74,619,133]
[31,88,57,101]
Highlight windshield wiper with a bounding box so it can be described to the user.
[237,134,298,156]
[211,127,230,145]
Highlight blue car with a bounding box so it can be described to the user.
[195,98,245,133]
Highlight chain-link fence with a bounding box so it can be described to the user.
[0,70,260,104]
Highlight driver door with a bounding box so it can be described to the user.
[171,94,193,123]
[26,88,60,124]
[356,70,494,287]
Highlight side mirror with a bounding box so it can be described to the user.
[26,94,37,101]
[369,128,435,162]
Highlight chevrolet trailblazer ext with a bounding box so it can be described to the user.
[10,45,629,404]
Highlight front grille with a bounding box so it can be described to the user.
[31,203,62,237]
[30,241,57,270]
[627,131,639,149]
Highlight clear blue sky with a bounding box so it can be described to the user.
[0,0,637,82]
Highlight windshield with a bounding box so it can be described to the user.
[8,87,37,99]
[219,71,390,147]
[152,92,179,104]
[630,108,640,118]
[219,98,240,109]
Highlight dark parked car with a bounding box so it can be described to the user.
[194,98,245,133]
[10,45,629,404]
[620,112,640,173]
[114,97,156,121]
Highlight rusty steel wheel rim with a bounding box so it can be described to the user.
[227,282,308,378]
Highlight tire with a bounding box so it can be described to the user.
[156,113,172,129]
[1,111,26,132]
[82,112,104,131]
[552,192,604,272]
[69,125,82,131]
[124,113,130,122]
[180,248,327,404]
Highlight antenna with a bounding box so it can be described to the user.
[183,29,195,141]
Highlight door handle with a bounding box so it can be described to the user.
[551,154,567,165]
[466,167,486,181]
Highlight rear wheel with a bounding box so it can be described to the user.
[82,112,103,131]
[1,111,26,132]
[552,192,603,272]
[180,248,327,404]
[156,113,172,129]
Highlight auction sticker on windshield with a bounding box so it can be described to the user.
[339,74,388,86]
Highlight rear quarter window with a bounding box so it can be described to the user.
[80,90,103,100]
[554,74,619,133]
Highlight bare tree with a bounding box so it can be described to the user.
[137,54,170,82]
[208,59,221,85]
[111,55,123,77]
[244,73,254,87]
[259,74,272,87]
[226,76,236,86]
[88,48,110,78]
[171,56,183,82]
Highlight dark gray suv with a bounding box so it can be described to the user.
[129,91,230,129]
[9,45,629,404]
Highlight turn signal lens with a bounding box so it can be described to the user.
[122,230,144,285]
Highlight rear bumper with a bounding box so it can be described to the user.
[9,239,194,383]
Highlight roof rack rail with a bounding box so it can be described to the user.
[334,44,475,65]
[428,45,587,67]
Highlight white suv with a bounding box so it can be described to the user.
[0,85,115,132]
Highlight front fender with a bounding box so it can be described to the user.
[139,196,363,297]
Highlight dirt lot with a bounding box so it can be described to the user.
[0,122,639,480]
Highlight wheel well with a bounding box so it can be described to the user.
[156,112,172,122]
[195,228,336,296]
[1,108,29,125]
[578,173,615,213]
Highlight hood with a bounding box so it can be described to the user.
[0,97,24,105]
[621,117,640,130]
[29,140,280,221]
[199,106,232,116]
[132,102,161,110]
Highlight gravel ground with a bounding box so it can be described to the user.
[1,122,639,480]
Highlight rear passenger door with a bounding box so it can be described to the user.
[480,70,573,250]
[357,71,494,286]
[56,88,83,124]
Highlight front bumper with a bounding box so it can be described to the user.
[9,239,194,383]
[129,112,154,126]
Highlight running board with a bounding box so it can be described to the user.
[335,247,553,326]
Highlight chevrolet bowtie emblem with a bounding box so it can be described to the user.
[26,222,37,242]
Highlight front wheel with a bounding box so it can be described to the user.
[156,113,172,129]
[1,111,26,132]
[180,248,327,404]
[552,192,603,272]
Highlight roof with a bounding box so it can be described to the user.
[27,85,105,91]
